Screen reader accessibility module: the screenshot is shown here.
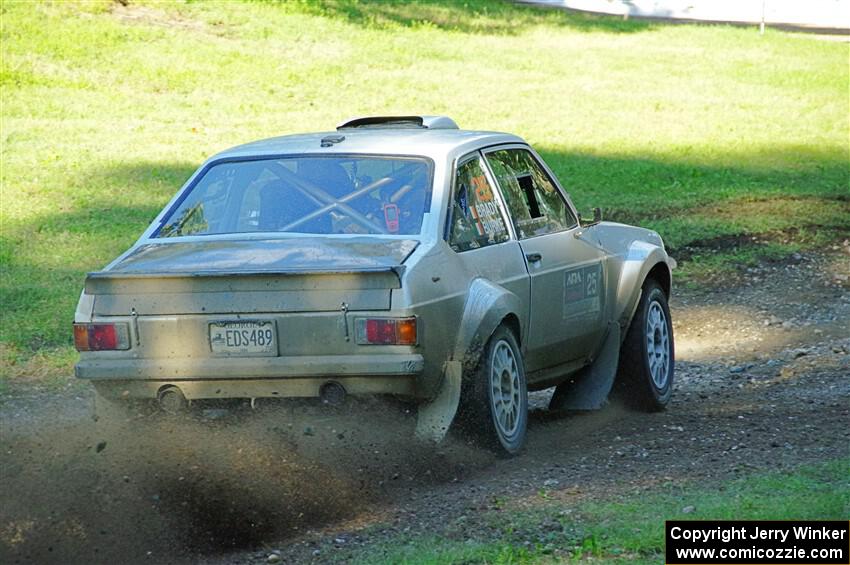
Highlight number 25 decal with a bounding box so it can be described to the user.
[586,272,598,297]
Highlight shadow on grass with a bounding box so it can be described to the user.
[267,0,657,34]
[0,162,197,354]
[1,146,848,354]
[537,143,850,212]
[3,162,196,238]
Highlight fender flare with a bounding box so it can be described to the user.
[451,277,523,372]
[615,241,673,332]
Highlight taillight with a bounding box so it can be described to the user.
[355,317,417,345]
[73,323,130,351]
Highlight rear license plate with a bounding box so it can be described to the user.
[209,321,277,356]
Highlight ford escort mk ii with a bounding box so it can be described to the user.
[74,116,676,455]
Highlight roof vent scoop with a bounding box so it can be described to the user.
[336,115,459,131]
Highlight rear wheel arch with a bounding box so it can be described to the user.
[452,278,523,372]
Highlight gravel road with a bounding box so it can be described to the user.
[2,250,848,564]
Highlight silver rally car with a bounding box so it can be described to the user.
[74,115,676,455]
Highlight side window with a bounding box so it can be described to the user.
[449,156,510,252]
[484,149,577,239]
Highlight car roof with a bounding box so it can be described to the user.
[212,128,526,162]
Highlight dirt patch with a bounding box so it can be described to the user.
[1,251,848,564]
[110,3,208,33]
[606,196,850,262]
[671,228,850,262]
[604,195,850,225]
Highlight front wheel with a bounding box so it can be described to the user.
[460,326,528,456]
[613,280,674,411]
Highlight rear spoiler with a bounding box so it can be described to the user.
[86,265,403,280]
[84,267,404,295]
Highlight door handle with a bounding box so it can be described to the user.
[525,252,542,263]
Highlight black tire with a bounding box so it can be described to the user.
[613,280,674,411]
[460,325,528,456]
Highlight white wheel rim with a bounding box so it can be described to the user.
[646,300,670,389]
[490,340,521,438]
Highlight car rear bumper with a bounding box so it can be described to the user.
[76,354,425,399]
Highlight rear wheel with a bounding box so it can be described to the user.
[614,280,674,411]
[461,326,528,455]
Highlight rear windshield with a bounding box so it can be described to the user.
[155,156,433,237]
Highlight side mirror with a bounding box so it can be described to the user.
[579,207,602,227]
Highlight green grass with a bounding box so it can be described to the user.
[1,0,848,384]
[351,458,850,564]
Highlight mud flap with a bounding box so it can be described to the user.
[548,324,620,411]
[415,360,462,442]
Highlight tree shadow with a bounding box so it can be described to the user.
[1,162,197,354]
[537,144,850,256]
[536,144,849,216]
[272,0,658,35]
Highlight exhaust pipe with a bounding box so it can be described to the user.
[319,381,346,406]
[157,385,188,414]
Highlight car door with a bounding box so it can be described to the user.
[483,145,607,374]
[446,151,530,346]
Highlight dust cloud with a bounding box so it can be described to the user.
[0,397,493,564]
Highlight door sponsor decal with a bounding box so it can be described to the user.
[563,263,602,319]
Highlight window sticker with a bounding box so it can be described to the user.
[472,201,506,236]
[450,157,510,252]
[471,175,493,202]
[457,182,469,216]
[468,204,487,236]
[564,263,602,320]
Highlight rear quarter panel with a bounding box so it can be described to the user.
[397,240,529,398]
